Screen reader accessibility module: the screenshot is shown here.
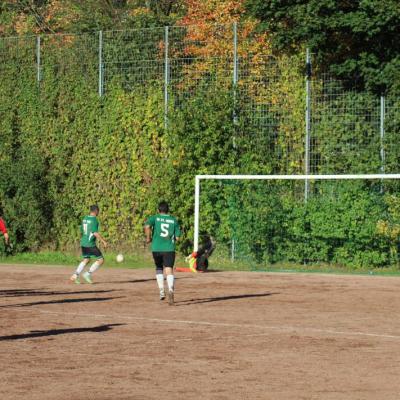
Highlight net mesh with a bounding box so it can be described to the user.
[198,178,400,271]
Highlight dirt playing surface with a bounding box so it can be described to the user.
[1,264,400,400]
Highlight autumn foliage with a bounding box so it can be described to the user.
[177,0,269,65]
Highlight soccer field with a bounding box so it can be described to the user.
[1,265,400,399]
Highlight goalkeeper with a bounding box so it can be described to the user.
[186,234,215,272]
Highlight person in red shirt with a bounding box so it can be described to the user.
[0,215,9,245]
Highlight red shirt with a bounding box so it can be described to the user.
[0,218,7,235]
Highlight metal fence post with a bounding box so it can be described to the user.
[380,95,386,192]
[98,31,104,97]
[380,95,386,173]
[304,48,312,202]
[164,26,169,130]
[233,22,238,147]
[36,36,41,85]
[233,22,238,88]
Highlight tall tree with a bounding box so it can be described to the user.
[0,0,185,35]
[177,0,270,73]
[245,0,400,93]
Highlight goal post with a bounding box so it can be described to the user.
[193,174,400,267]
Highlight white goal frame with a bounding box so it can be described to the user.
[193,174,400,251]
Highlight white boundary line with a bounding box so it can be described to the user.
[25,309,400,341]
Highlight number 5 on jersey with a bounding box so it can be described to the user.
[160,223,170,237]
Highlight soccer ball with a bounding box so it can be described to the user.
[116,254,124,263]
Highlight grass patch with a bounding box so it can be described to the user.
[0,251,155,269]
[209,256,400,276]
[1,251,400,276]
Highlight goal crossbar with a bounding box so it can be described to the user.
[193,174,400,251]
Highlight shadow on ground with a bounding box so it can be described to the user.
[108,276,191,285]
[106,278,155,284]
[0,289,115,297]
[0,296,124,308]
[0,323,125,341]
[175,292,279,306]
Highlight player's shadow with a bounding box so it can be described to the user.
[109,276,191,284]
[0,296,124,308]
[175,292,278,306]
[0,323,125,341]
[107,278,155,284]
[0,289,115,298]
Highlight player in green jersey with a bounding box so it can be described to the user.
[70,205,108,284]
[145,201,181,305]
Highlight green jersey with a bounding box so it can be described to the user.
[145,214,181,252]
[80,215,99,247]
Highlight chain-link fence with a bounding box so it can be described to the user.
[0,23,399,178]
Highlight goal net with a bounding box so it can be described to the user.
[194,174,400,271]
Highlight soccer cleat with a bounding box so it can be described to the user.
[159,289,166,301]
[168,289,174,306]
[83,272,93,284]
[70,274,80,284]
